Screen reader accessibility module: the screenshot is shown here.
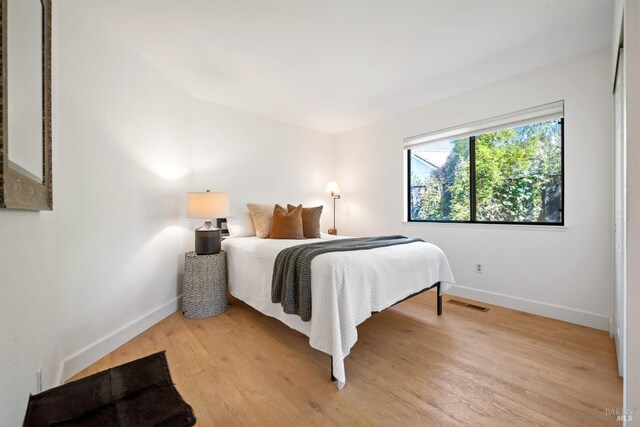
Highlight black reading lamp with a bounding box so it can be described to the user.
[186,190,230,254]
[325,181,341,235]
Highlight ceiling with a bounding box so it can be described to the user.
[81,0,613,135]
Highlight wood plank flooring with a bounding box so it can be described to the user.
[70,294,622,426]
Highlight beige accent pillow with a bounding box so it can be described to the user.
[247,203,274,238]
[287,204,323,238]
[270,204,304,239]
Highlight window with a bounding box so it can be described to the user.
[406,102,564,225]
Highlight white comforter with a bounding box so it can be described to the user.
[221,235,455,389]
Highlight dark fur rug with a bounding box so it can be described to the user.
[23,351,196,427]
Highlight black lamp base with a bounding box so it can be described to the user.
[195,222,221,255]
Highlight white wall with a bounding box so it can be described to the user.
[0,214,60,425]
[189,98,335,221]
[622,0,640,419]
[0,5,193,426]
[53,4,195,383]
[0,3,333,426]
[335,48,614,331]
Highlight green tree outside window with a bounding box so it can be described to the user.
[409,119,563,224]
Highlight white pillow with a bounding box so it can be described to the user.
[226,210,256,237]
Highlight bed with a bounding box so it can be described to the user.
[221,234,455,389]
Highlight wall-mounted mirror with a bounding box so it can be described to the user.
[0,0,52,210]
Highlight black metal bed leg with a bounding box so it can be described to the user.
[331,356,336,382]
[436,283,442,316]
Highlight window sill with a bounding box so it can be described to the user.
[401,220,567,231]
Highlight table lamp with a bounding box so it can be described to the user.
[186,190,230,254]
[325,181,341,235]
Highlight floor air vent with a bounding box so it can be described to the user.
[447,299,489,312]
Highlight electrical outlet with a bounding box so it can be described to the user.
[475,263,483,274]
[36,365,42,393]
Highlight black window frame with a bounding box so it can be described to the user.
[407,118,565,226]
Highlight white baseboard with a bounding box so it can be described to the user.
[614,327,624,378]
[448,285,611,331]
[56,296,181,385]
[55,361,65,388]
[610,317,615,337]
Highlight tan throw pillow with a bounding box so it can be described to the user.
[247,203,274,238]
[270,204,304,239]
[287,204,323,238]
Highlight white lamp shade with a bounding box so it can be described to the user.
[325,181,341,194]
[186,191,230,219]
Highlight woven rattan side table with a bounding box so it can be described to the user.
[183,251,228,319]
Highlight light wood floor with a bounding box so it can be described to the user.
[70,294,622,426]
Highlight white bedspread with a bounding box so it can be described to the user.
[222,235,455,389]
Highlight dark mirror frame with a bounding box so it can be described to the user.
[0,0,52,210]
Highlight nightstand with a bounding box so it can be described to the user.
[182,250,228,319]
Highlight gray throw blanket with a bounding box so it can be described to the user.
[271,235,424,321]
